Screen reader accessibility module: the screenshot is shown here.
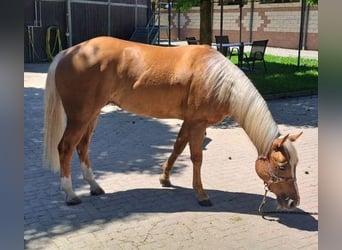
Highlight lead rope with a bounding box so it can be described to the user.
[258,183,269,214]
[258,184,318,218]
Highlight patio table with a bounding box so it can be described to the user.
[217,42,252,67]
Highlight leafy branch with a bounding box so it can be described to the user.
[306,0,318,6]
[173,0,199,12]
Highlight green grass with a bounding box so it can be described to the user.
[230,54,318,96]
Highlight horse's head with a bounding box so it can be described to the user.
[255,132,303,209]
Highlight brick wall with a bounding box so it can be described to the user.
[159,2,318,50]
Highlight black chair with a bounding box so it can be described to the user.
[215,35,239,58]
[242,39,268,73]
[186,37,199,45]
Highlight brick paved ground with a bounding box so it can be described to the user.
[24,64,318,249]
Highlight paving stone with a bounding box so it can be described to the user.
[24,63,318,249]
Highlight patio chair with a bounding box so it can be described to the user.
[242,39,268,73]
[215,35,239,58]
[186,37,199,45]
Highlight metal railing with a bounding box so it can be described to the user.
[146,11,159,44]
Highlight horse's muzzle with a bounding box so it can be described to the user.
[277,193,300,209]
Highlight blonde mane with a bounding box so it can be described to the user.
[204,52,280,157]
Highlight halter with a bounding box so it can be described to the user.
[258,156,296,189]
[266,162,296,187]
[258,159,297,214]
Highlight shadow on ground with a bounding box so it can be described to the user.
[24,63,50,73]
[24,76,318,247]
[213,95,317,129]
[24,185,318,248]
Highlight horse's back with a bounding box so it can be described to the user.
[58,36,214,70]
[53,36,220,119]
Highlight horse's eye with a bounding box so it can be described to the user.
[278,161,288,171]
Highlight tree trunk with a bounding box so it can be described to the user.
[200,0,212,45]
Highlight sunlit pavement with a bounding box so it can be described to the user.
[24,63,317,249]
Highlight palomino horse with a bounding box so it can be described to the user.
[43,36,302,208]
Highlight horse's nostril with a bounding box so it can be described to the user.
[288,198,294,208]
[280,194,298,209]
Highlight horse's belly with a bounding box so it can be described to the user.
[112,91,186,119]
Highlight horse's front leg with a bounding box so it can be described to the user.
[189,121,212,206]
[76,117,105,196]
[159,121,189,187]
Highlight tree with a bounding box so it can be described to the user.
[199,0,213,45]
[307,0,318,5]
[173,0,199,12]
[173,0,212,45]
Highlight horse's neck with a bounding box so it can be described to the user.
[227,78,280,158]
[203,53,279,157]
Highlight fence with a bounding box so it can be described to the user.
[25,0,150,62]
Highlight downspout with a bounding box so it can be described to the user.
[34,0,42,26]
[28,0,42,61]
[135,0,138,28]
[66,0,73,47]
[107,0,111,36]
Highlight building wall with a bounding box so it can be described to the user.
[159,2,318,50]
[24,0,150,63]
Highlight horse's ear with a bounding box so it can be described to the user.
[289,131,303,142]
[277,134,289,148]
[273,132,303,149]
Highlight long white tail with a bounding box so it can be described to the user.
[43,52,65,173]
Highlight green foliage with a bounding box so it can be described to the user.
[173,0,199,12]
[307,0,318,6]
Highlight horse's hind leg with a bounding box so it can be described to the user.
[76,116,105,196]
[58,119,90,205]
[159,121,189,187]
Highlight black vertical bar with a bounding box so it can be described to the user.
[249,0,254,42]
[220,0,223,52]
[168,0,171,46]
[297,0,306,67]
[239,3,242,43]
[157,1,160,44]
[220,0,223,37]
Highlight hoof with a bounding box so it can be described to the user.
[198,199,213,207]
[160,179,172,187]
[66,196,82,206]
[90,187,105,196]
